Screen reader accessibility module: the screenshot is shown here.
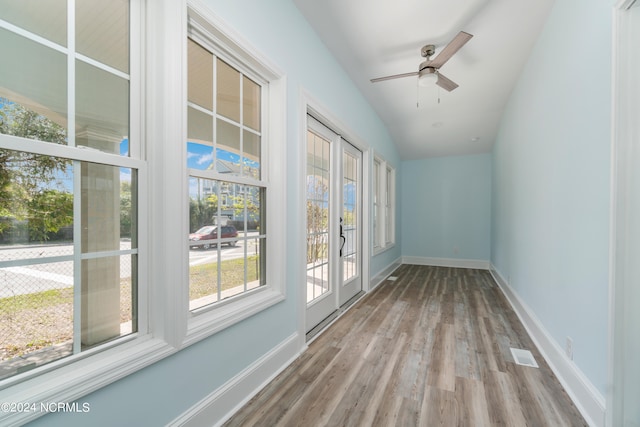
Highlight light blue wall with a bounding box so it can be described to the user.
[401,153,492,262]
[27,1,400,426]
[491,0,611,395]
[200,0,402,279]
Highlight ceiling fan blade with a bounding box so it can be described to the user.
[370,71,418,83]
[428,31,473,69]
[436,72,459,92]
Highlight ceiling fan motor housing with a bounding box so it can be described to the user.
[419,61,436,75]
[421,44,436,58]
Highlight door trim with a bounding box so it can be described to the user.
[304,116,363,331]
[608,2,640,426]
[297,90,371,345]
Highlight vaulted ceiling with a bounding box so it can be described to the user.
[293,0,555,159]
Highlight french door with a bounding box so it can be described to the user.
[305,116,362,332]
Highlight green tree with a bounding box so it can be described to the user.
[26,190,73,241]
[189,193,218,232]
[0,98,72,239]
[230,190,260,224]
[120,181,132,237]
[306,179,329,263]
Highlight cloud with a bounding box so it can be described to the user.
[196,153,213,165]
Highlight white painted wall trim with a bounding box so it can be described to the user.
[369,257,402,290]
[490,265,606,427]
[402,256,490,270]
[168,333,302,427]
[608,2,640,426]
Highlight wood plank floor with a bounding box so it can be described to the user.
[224,265,587,427]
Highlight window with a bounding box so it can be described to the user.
[385,165,395,245]
[187,35,267,312]
[184,4,285,341]
[0,0,140,382]
[0,2,286,423]
[373,158,381,249]
[373,154,395,252]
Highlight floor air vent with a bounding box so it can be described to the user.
[387,276,398,281]
[510,348,539,368]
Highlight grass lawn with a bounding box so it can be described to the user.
[0,255,261,361]
[189,254,260,300]
[0,280,133,361]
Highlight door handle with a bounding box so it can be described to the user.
[339,217,346,257]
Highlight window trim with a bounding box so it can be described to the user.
[0,1,160,425]
[0,1,288,424]
[373,157,382,249]
[385,164,396,246]
[182,2,287,346]
[372,152,396,255]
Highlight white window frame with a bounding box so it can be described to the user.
[373,153,395,254]
[385,164,396,246]
[0,3,172,426]
[0,1,287,424]
[373,157,382,249]
[182,3,286,346]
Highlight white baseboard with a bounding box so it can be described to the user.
[168,333,302,427]
[402,256,490,270]
[369,257,402,291]
[489,265,605,427]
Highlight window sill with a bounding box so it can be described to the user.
[0,336,175,426]
[373,242,396,256]
[184,286,285,347]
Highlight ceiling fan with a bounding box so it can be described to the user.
[370,31,473,92]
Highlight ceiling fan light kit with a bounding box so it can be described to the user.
[418,67,438,87]
[371,31,473,92]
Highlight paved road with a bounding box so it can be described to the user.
[0,233,260,297]
[188,233,261,266]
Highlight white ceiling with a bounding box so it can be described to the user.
[293,0,555,159]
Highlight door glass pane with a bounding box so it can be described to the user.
[76,0,129,73]
[0,0,67,46]
[342,150,358,282]
[0,28,68,144]
[306,131,331,304]
[216,58,240,123]
[76,60,129,154]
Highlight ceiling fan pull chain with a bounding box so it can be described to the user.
[416,79,420,108]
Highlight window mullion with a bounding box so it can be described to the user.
[67,0,76,147]
[239,72,244,178]
[212,55,218,171]
[216,183,222,302]
[69,0,81,356]
[244,194,248,292]
[72,160,82,354]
